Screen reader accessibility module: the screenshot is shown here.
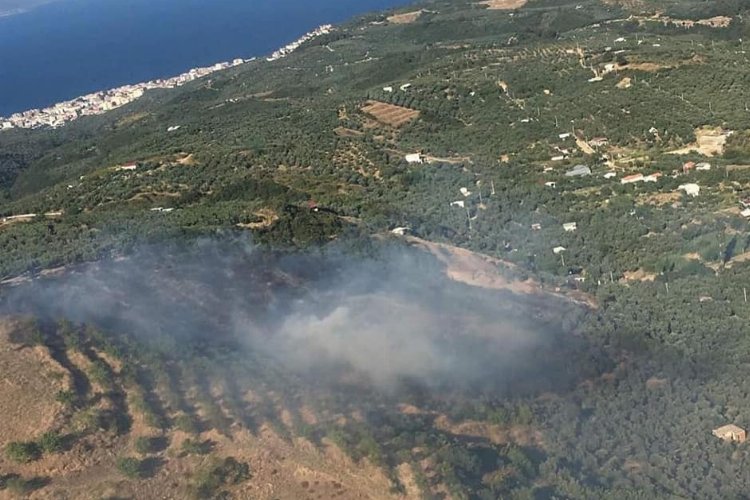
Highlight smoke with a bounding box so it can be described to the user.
[0,236,591,395]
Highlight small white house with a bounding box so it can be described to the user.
[559,133,572,140]
[678,183,700,197]
[563,222,578,232]
[383,86,394,93]
[450,200,465,208]
[545,181,557,188]
[405,153,424,164]
[553,246,566,254]
[696,162,712,171]
[399,83,412,91]
[460,187,472,197]
[391,227,409,235]
[604,172,617,179]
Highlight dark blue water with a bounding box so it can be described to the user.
[0,0,413,116]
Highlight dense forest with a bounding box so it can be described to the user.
[3,0,750,497]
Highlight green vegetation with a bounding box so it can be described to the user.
[37,431,64,454]
[116,456,145,479]
[5,441,41,463]
[4,0,750,497]
[189,457,250,499]
[180,438,213,456]
[0,474,48,495]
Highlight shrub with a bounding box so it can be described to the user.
[116,456,144,479]
[38,431,64,454]
[5,442,41,463]
[55,390,77,407]
[181,438,212,456]
[190,457,250,499]
[174,413,200,434]
[134,436,157,455]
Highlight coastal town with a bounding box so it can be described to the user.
[266,24,333,61]
[0,23,334,131]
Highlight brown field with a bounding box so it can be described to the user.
[637,192,681,206]
[0,315,426,499]
[0,319,67,445]
[621,269,656,282]
[360,100,420,128]
[387,10,423,24]
[403,236,597,309]
[478,0,527,9]
[333,126,364,137]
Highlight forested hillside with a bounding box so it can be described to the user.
[3,0,750,497]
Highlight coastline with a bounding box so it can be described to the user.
[0,23,334,131]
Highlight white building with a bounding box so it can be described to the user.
[563,222,577,232]
[405,153,424,164]
[678,183,700,197]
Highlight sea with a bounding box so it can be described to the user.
[0,0,413,116]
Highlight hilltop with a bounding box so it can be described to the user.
[3,0,750,497]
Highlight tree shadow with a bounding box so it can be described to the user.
[140,457,165,479]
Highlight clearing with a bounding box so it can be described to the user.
[621,269,656,282]
[636,192,681,206]
[333,126,364,137]
[669,127,730,157]
[404,236,597,308]
[387,10,423,24]
[236,208,279,229]
[360,100,420,128]
[478,0,527,9]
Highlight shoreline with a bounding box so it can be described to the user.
[0,23,334,131]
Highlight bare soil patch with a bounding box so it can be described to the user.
[478,0,527,9]
[236,208,279,230]
[360,100,420,128]
[637,192,681,206]
[333,126,364,137]
[622,269,656,282]
[176,153,196,166]
[403,236,597,308]
[434,414,545,448]
[0,318,67,445]
[387,10,423,24]
[669,127,730,157]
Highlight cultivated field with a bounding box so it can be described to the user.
[360,100,420,128]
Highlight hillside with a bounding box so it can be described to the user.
[3,0,750,497]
